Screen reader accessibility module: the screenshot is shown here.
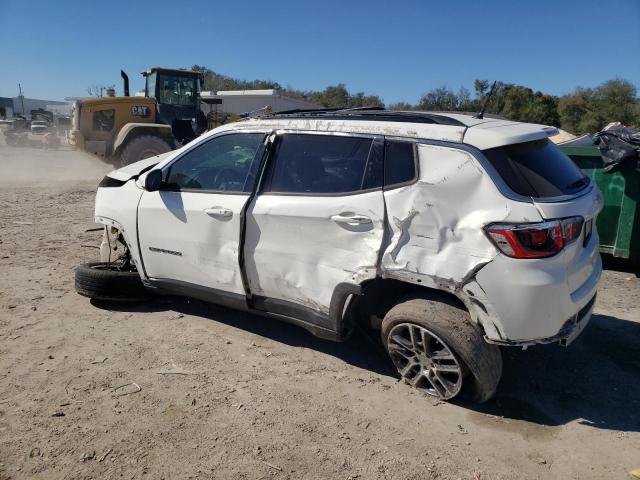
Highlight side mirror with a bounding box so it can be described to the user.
[144,169,163,192]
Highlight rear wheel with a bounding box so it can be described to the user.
[75,261,149,302]
[381,296,502,402]
[119,135,172,166]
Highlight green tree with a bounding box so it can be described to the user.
[500,86,560,125]
[388,101,415,110]
[474,79,490,99]
[456,86,475,112]
[191,65,639,132]
[192,65,281,92]
[592,79,638,127]
[312,84,350,108]
[525,92,560,126]
[559,80,639,134]
[558,88,597,134]
[417,86,458,111]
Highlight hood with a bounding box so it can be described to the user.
[106,152,173,182]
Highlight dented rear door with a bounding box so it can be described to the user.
[244,132,385,326]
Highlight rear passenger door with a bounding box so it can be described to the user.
[244,132,386,329]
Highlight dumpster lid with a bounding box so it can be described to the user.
[558,134,595,147]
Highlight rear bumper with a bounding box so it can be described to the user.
[485,293,596,347]
[472,239,602,345]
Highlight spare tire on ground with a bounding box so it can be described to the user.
[75,262,149,302]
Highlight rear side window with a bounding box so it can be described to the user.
[385,141,417,187]
[483,139,588,197]
[263,134,374,194]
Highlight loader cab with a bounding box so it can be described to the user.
[143,67,206,142]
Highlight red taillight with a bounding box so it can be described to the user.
[485,216,584,259]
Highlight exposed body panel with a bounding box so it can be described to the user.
[94,180,146,275]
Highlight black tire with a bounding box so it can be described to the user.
[119,135,172,166]
[381,295,502,403]
[75,262,150,302]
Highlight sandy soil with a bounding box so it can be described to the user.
[0,141,639,480]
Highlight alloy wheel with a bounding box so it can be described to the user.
[387,322,463,399]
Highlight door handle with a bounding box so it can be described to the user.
[204,207,233,218]
[331,214,372,225]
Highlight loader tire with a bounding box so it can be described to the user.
[75,262,149,302]
[119,135,172,166]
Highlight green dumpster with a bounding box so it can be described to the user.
[559,144,640,263]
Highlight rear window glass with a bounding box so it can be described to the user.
[385,141,417,187]
[483,139,588,197]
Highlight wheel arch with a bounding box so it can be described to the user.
[339,277,485,339]
[113,123,174,155]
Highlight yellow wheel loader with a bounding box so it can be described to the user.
[67,67,207,166]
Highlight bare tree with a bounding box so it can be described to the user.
[86,84,115,97]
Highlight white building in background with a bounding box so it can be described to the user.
[46,103,72,116]
[200,89,320,116]
[10,97,68,116]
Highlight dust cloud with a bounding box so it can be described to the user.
[0,135,112,187]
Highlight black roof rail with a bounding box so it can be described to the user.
[264,107,344,116]
[254,108,467,127]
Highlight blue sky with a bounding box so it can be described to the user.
[0,0,638,104]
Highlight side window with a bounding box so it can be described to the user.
[93,109,115,132]
[165,133,264,192]
[384,141,417,188]
[263,134,374,194]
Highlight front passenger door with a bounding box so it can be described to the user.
[137,132,266,297]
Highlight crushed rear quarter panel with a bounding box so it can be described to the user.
[380,143,542,340]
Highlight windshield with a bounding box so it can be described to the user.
[482,138,588,198]
[157,73,198,106]
[32,121,47,126]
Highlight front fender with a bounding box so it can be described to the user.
[94,181,147,281]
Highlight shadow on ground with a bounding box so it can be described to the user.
[91,296,396,378]
[470,313,640,432]
[92,298,640,433]
[602,254,639,276]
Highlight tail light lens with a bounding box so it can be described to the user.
[485,216,584,259]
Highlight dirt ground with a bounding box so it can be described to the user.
[0,140,639,480]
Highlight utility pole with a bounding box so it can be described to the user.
[18,83,25,115]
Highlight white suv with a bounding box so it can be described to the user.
[75,109,603,402]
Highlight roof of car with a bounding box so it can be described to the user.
[210,108,554,150]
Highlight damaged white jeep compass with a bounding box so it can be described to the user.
[76,109,603,402]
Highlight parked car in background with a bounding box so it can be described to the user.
[75,108,603,402]
[30,120,49,135]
